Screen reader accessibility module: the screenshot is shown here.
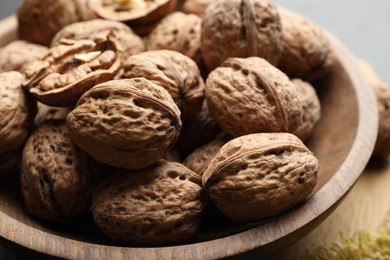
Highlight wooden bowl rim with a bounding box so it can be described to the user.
[0,15,378,259]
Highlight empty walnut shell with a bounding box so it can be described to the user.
[201,0,283,70]
[0,71,36,164]
[66,78,182,169]
[278,8,335,82]
[202,133,319,223]
[372,82,390,157]
[51,19,145,65]
[206,57,302,137]
[21,120,102,223]
[0,40,48,73]
[121,50,205,121]
[181,0,212,16]
[23,33,121,107]
[291,79,321,142]
[17,0,96,46]
[146,12,203,68]
[88,0,177,35]
[91,160,204,246]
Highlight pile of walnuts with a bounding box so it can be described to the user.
[0,0,333,246]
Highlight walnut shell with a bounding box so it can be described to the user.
[91,160,204,246]
[181,0,212,16]
[121,50,205,121]
[291,79,321,142]
[183,139,226,176]
[17,0,96,46]
[278,8,335,82]
[201,0,283,70]
[51,19,145,65]
[205,57,302,137]
[202,133,319,222]
[0,71,36,164]
[66,78,182,169]
[0,40,48,73]
[21,120,102,223]
[34,102,72,127]
[23,33,122,107]
[146,12,203,68]
[372,82,390,157]
[88,0,178,36]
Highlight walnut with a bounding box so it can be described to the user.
[183,139,226,176]
[34,102,72,127]
[372,82,390,157]
[0,71,36,165]
[278,8,335,82]
[51,19,145,65]
[23,32,121,107]
[291,79,321,142]
[0,40,48,73]
[17,0,96,46]
[20,120,102,223]
[206,57,302,137]
[121,50,205,121]
[181,0,212,16]
[202,133,319,222]
[91,160,204,246]
[146,12,204,69]
[66,78,182,169]
[201,0,283,70]
[87,0,178,36]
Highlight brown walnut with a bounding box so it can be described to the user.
[201,0,283,70]
[21,120,102,223]
[66,78,182,169]
[372,82,390,157]
[92,160,204,246]
[205,57,302,137]
[202,133,319,222]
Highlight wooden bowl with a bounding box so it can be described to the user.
[0,14,378,259]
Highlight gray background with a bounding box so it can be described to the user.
[0,0,390,258]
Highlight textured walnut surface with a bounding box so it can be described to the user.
[147,12,203,66]
[23,33,121,106]
[0,40,48,73]
[0,71,36,164]
[21,120,102,223]
[92,160,204,245]
[202,133,319,222]
[206,57,302,137]
[17,0,96,46]
[122,50,204,121]
[67,78,182,169]
[278,8,334,81]
[51,19,145,64]
[201,0,283,70]
[291,79,321,142]
[372,82,390,157]
[182,0,212,16]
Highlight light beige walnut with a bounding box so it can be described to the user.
[183,139,226,176]
[201,0,283,70]
[202,133,319,222]
[91,160,204,245]
[21,120,102,223]
[121,50,205,121]
[0,40,48,73]
[181,0,212,16]
[66,78,182,169]
[291,79,321,142]
[17,0,96,46]
[372,82,390,157]
[23,32,121,107]
[206,57,302,137]
[278,8,335,82]
[51,19,145,65]
[0,71,36,165]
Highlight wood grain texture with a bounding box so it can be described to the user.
[0,14,378,259]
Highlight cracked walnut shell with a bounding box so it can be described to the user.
[91,160,204,246]
[21,120,102,223]
[66,78,182,169]
[202,133,319,222]
[205,57,302,137]
[201,0,283,70]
